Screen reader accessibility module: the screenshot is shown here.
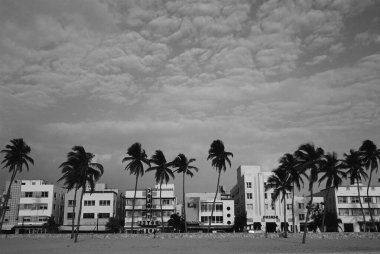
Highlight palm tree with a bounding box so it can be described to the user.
[172,153,199,233]
[146,150,174,232]
[342,149,368,232]
[359,140,380,232]
[122,143,150,234]
[278,153,306,233]
[265,167,292,238]
[207,139,233,233]
[295,143,324,244]
[59,146,103,242]
[0,138,34,232]
[318,152,345,232]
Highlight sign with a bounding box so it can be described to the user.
[263,215,278,219]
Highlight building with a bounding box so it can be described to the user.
[124,183,176,233]
[319,182,380,232]
[61,183,120,232]
[231,165,322,232]
[1,180,64,233]
[185,189,234,232]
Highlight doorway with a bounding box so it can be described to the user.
[266,222,277,233]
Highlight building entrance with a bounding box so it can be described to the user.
[266,222,277,233]
[344,223,354,232]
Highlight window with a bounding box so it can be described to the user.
[98,213,110,219]
[84,200,95,206]
[83,213,95,219]
[25,192,33,197]
[68,200,76,207]
[23,217,31,222]
[351,209,361,216]
[364,197,372,203]
[215,204,223,211]
[265,193,267,199]
[99,200,111,206]
[247,193,252,199]
[41,192,48,198]
[351,196,360,203]
[286,193,291,199]
[376,197,380,204]
[163,199,171,205]
[299,214,305,220]
[67,213,75,219]
[246,182,252,188]
[339,208,349,216]
[247,204,253,210]
[38,204,48,210]
[271,193,275,200]
[287,204,292,210]
[39,217,49,222]
[338,196,347,204]
[271,204,275,210]
[298,203,305,209]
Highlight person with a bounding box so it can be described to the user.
[153,229,156,238]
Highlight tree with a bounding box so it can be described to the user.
[106,217,123,233]
[59,146,103,242]
[0,138,34,232]
[43,216,59,233]
[265,167,292,238]
[207,140,233,233]
[122,143,150,234]
[359,140,380,232]
[146,150,174,232]
[278,153,306,233]
[172,153,199,233]
[318,152,345,232]
[168,213,183,233]
[342,149,368,232]
[233,211,247,232]
[308,203,324,232]
[295,143,324,244]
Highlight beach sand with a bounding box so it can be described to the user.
[1,235,380,254]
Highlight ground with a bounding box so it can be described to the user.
[1,235,380,254]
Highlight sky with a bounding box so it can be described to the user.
[1,0,380,199]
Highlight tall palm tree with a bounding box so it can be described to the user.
[172,153,199,233]
[146,150,174,232]
[122,142,150,234]
[59,146,104,242]
[57,161,82,239]
[342,149,368,232]
[359,140,380,232]
[295,143,324,244]
[207,140,233,233]
[278,153,306,233]
[265,167,292,238]
[318,152,345,232]
[0,138,34,232]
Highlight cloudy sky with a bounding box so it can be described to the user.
[1,0,380,198]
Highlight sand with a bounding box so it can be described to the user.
[1,235,380,254]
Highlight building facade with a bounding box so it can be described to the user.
[231,165,322,232]
[124,184,176,233]
[320,183,380,232]
[185,190,234,232]
[1,180,64,233]
[61,183,120,232]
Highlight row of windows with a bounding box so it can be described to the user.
[21,216,50,222]
[125,211,172,217]
[19,203,48,210]
[22,191,49,198]
[126,199,173,205]
[264,193,292,200]
[68,200,112,207]
[67,213,110,219]
[338,196,380,204]
[200,216,224,224]
[200,203,223,212]
[338,208,380,216]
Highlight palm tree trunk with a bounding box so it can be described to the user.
[183,171,187,233]
[283,195,287,238]
[74,187,85,243]
[208,170,221,233]
[292,183,295,233]
[71,187,78,239]
[321,188,329,232]
[366,172,376,232]
[131,174,138,234]
[357,181,367,232]
[0,169,18,232]
[160,182,164,232]
[302,186,313,244]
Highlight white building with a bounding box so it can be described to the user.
[3,180,65,234]
[62,183,120,232]
[185,190,234,232]
[231,165,323,232]
[320,183,380,232]
[124,184,176,233]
